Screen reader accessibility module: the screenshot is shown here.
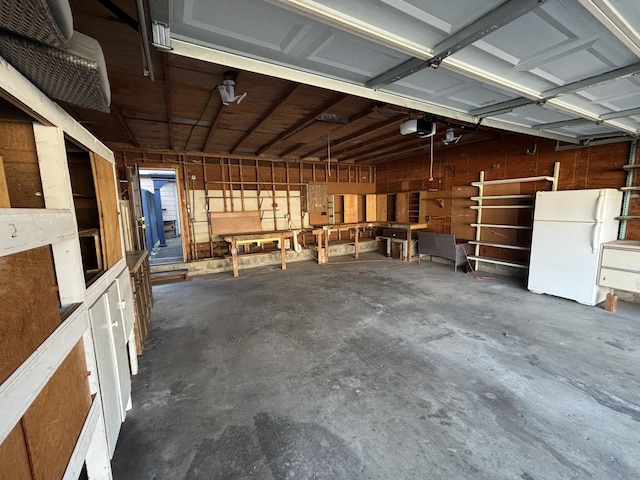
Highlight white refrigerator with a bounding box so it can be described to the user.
[527,188,622,306]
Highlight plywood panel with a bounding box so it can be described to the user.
[209,211,262,235]
[0,423,32,480]
[91,153,123,269]
[309,212,329,225]
[343,194,358,223]
[0,247,61,384]
[23,342,91,480]
[422,191,451,234]
[0,121,45,208]
[0,156,9,207]
[303,182,327,213]
[366,194,377,222]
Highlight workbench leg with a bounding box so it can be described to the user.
[354,227,359,259]
[280,237,287,271]
[315,232,324,264]
[324,231,330,264]
[605,292,618,312]
[231,240,239,277]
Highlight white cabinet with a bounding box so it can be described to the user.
[599,241,640,293]
[89,280,132,457]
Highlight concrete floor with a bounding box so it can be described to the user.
[149,236,183,265]
[112,255,640,480]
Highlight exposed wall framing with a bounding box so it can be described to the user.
[114,148,376,261]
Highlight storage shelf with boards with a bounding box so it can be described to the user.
[619,140,639,239]
[470,162,560,271]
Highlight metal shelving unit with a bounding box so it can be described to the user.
[469,162,560,271]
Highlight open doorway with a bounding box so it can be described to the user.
[138,168,184,265]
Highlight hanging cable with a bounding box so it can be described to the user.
[429,133,434,181]
[327,132,331,176]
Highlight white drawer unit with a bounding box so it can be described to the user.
[599,241,640,293]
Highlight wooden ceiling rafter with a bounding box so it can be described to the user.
[202,103,226,152]
[313,116,406,161]
[255,92,348,156]
[111,102,140,148]
[230,83,300,154]
[163,54,175,150]
[289,102,389,159]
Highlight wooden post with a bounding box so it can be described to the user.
[324,228,330,263]
[604,292,618,312]
[354,227,360,259]
[230,238,239,277]
[0,157,9,207]
[280,234,287,271]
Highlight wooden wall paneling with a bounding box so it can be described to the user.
[0,423,32,480]
[0,246,61,384]
[22,342,91,480]
[304,183,328,213]
[451,186,477,241]
[422,191,452,234]
[0,122,45,208]
[0,156,9,207]
[91,153,123,269]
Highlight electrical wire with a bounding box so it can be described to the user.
[429,133,434,181]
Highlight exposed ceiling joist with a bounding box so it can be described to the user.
[366,0,547,89]
[111,103,140,148]
[307,116,405,159]
[95,0,139,31]
[255,93,348,155]
[230,84,300,154]
[202,104,226,152]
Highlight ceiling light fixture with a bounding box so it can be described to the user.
[442,127,462,145]
[218,71,247,105]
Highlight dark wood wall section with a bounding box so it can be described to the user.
[377,135,639,241]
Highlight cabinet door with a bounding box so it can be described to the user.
[343,194,358,223]
[89,294,121,457]
[396,193,409,222]
[89,283,132,457]
[106,281,132,420]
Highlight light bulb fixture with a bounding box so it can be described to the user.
[442,127,462,145]
[218,71,247,105]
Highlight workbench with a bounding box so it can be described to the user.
[313,222,428,263]
[223,230,294,277]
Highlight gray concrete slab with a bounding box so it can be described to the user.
[112,255,640,480]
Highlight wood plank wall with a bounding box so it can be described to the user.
[377,135,639,241]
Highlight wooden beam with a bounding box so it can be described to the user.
[202,104,226,152]
[163,54,175,150]
[284,103,382,159]
[330,125,413,161]
[230,84,300,154]
[307,116,405,159]
[111,103,140,148]
[255,93,348,156]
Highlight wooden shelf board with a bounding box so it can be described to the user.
[468,241,530,251]
[471,194,534,201]
[470,205,533,210]
[468,256,529,268]
[472,175,554,186]
[471,223,532,230]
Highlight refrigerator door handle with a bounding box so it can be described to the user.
[594,190,606,223]
[591,222,601,253]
